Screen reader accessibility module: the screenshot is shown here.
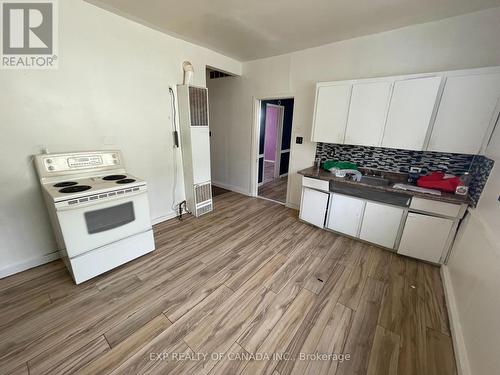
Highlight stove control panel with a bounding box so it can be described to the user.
[67,155,103,168]
[40,152,122,174]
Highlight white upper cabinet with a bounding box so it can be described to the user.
[311,84,352,143]
[381,76,442,150]
[311,67,500,152]
[344,81,392,146]
[428,73,500,154]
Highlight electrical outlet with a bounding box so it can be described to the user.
[296,136,303,144]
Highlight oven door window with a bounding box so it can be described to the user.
[85,202,135,234]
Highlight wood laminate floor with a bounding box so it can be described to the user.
[0,192,456,375]
[258,176,288,203]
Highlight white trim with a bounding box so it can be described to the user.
[212,180,251,196]
[0,251,60,279]
[257,195,285,206]
[151,211,178,225]
[251,95,294,199]
[0,210,177,278]
[441,265,471,375]
[286,202,299,210]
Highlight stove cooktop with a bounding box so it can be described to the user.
[116,178,136,184]
[53,181,78,188]
[102,174,127,181]
[43,173,145,202]
[59,185,92,193]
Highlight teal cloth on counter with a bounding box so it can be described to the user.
[322,160,358,171]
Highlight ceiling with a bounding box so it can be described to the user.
[86,0,500,61]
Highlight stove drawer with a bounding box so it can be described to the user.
[57,193,152,258]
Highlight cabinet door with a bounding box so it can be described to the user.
[428,73,500,154]
[344,81,392,146]
[398,213,453,263]
[311,84,352,143]
[326,194,365,237]
[359,202,404,249]
[382,76,442,150]
[299,188,329,228]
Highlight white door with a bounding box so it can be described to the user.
[398,213,454,263]
[382,76,442,150]
[428,73,500,154]
[359,202,404,249]
[344,81,393,146]
[299,188,329,228]
[311,84,352,143]
[326,193,365,237]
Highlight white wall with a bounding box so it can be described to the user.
[444,124,500,375]
[207,76,251,194]
[207,7,500,207]
[0,0,241,276]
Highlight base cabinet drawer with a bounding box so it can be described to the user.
[326,194,365,237]
[299,188,329,228]
[359,202,404,249]
[398,213,454,263]
[410,197,462,218]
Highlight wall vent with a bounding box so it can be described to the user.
[195,182,212,204]
[196,202,213,217]
[189,87,208,126]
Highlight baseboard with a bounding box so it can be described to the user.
[0,251,60,279]
[286,202,299,210]
[212,181,251,196]
[1,213,177,279]
[441,265,471,375]
[151,211,178,225]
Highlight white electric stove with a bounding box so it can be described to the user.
[34,150,155,284]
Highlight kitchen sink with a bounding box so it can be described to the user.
[360,175,390,186]
[329,180,411,207]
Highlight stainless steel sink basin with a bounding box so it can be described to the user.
[360,175,390,186]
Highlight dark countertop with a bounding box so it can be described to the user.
[298,166,470,205]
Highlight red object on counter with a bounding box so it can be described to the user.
[417,171,461,193]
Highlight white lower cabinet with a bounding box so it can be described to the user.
[398,213,454,263]
[299,188,329,228]
[359,202,404,249]
[326,194,365,237]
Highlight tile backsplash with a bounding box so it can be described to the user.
[315,143,494,207]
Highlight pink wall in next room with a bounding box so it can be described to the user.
[264,106,278,161]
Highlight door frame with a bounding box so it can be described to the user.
[250,95,294,202]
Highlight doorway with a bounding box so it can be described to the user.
[256,98,294,204]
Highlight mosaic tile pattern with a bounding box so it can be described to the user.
[316,143,473,174]
[315,143,494,207]
[469,155,495,207]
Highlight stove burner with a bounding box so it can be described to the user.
[59,185,92,193]
[116,179,136,184]
[103,174,127,181]
[53,181,78,188]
